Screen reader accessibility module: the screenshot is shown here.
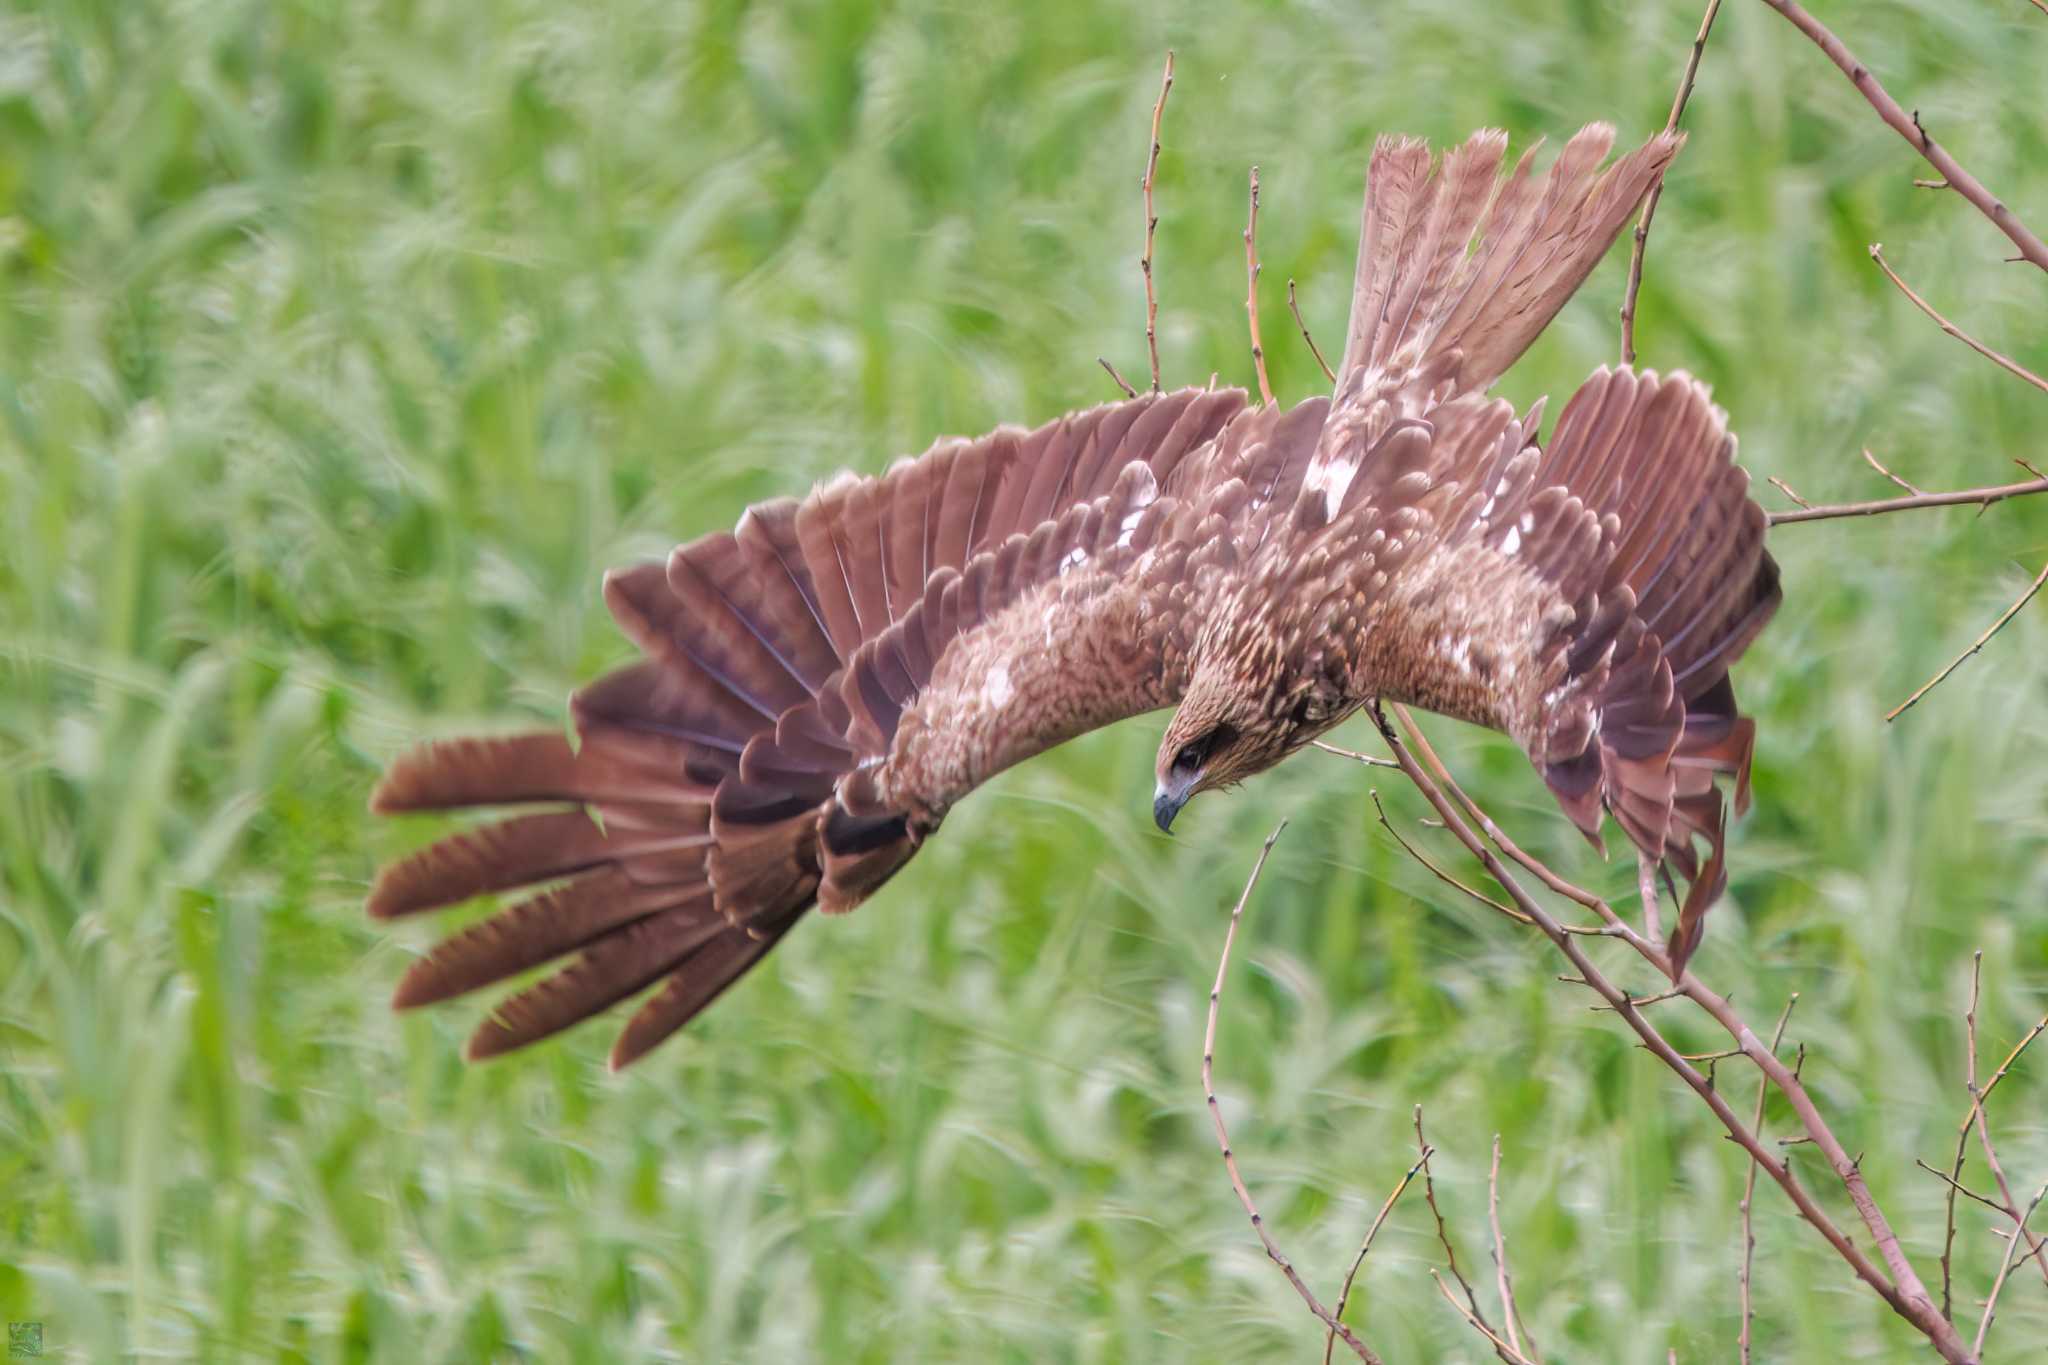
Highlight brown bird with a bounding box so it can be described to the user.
[368,123,1779,1069]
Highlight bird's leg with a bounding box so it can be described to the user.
[1636,850,1666,947]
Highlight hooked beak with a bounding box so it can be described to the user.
[1153,774,1194,834]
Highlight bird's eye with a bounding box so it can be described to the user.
[1174,742,1204,773]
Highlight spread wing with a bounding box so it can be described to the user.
[366,385,1339,1066]
[1306,368,1777,974]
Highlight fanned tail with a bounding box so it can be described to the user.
[1334,124,1683,396]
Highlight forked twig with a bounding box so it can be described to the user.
[1202,822,1383,1364]
[1620,0,1723,364]
[1140,50,1174,393]
[1740,994,1800,1364]
[1244,166,1276,407]
[1887,555,2048,721]
[1098,356,1138,399]
[1289,278,1337,383]
[1324,1146,1433,1365]
[1870,245,2048,396]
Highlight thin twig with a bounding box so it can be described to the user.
[1940,952,1987,1321]
[1431,1271,1538,1365]
[1244,166,1275,407]
[1312,739,1396,768]
[1767,475,1814,509]
[1974,1180,2048,1358]
[1620,0,1722,364]
[1489,1134,1539,1363]
[1202,822,1383,1364]
[1917,1159,2013,1220]
[1887,555,2048,721]
[1288,278,1337,383]
[1324,1147,1433,1365]
[1767,476,2048,526]
[1368,705,1976,1362]
[1098,356,1138,399]
[1862,448,1924,496]
[1870,245,2048,395]
[1755,0,2048,273]
[1741,994,1800,1364]
[1371,789,1524,923]
[1140,50,1174,393]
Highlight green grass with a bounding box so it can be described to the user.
[5,0,2048,1360]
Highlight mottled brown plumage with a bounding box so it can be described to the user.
[368,123,1779,1067]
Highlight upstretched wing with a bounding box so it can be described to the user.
[367,385,1339,1066]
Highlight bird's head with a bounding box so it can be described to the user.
[1152,661,1343,833]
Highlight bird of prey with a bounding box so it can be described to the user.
[367,123,1780,1069]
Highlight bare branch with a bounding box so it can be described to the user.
[1098,356,1138,399]
[1244,166,1275,407]
[1870,245,2048,396]
[1621,0,1723,364]
[1741,994,1800,1364]
[1202,822,1384,1364]
[1324,1146,1433,1365]
[1887,555,2048,722]
[1489,1134,1540,1363]
[1367,705,1977,1362]
[1140,50,1174,393]
[1288,278,1337,383]
[1767,476,2048,527]
[1754,0,2048,273]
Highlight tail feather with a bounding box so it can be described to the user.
[1336,124,1684,395]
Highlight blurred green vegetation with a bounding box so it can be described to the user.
[4,0,2047,1360]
